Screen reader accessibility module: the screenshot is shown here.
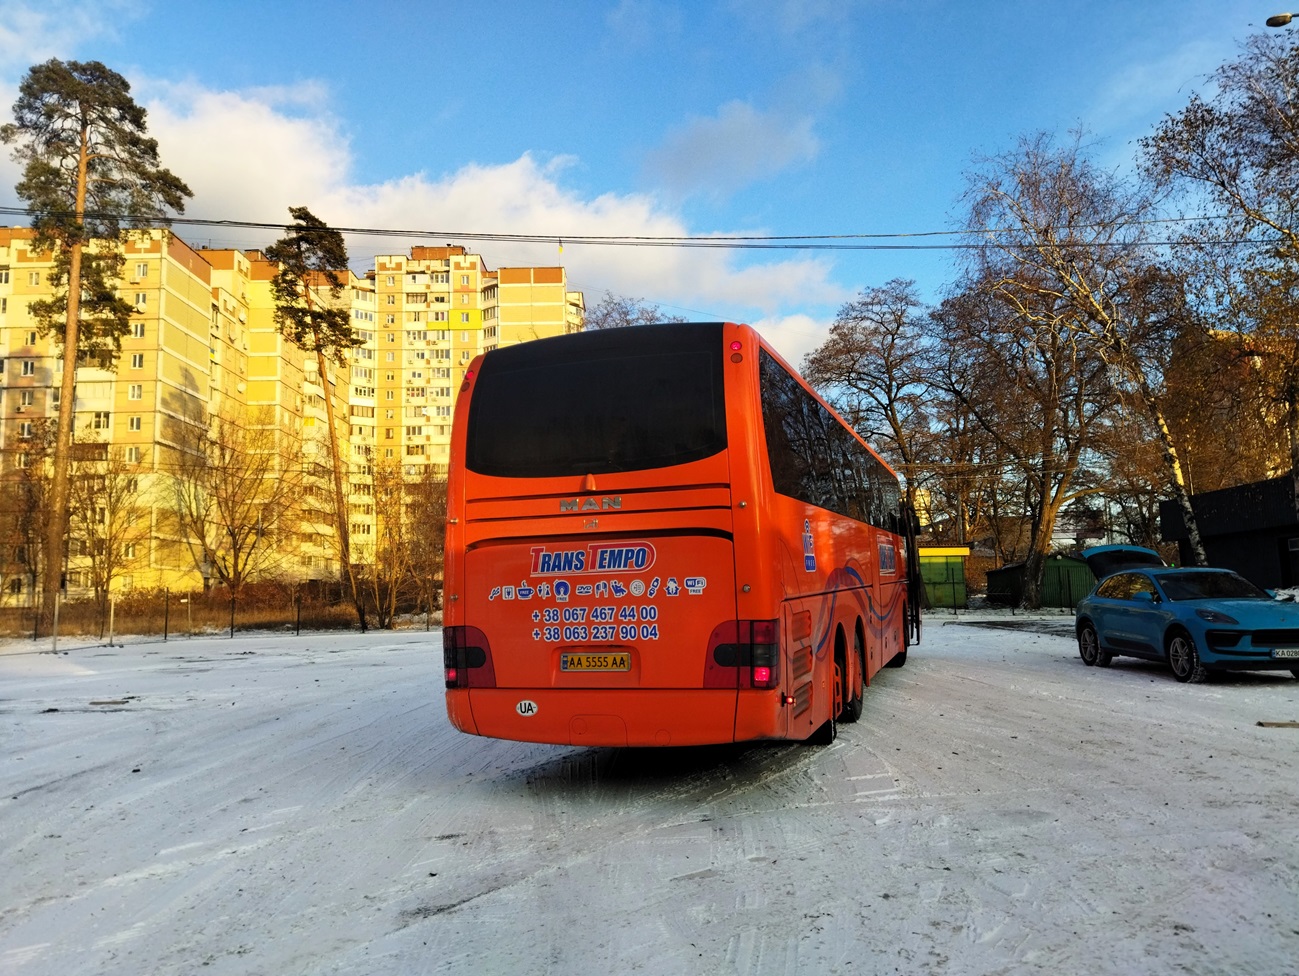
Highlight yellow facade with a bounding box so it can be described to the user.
[0,230,583,606]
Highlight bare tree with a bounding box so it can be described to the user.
[583,292,686,329]
[965,132,1207,565]
[172,408,303,598]
[927,279,1118,608]
[1143,32,1299,512]
[3,419,57,616]
[407,465,448,618]
[67,441,150,633]
[802,279,932,510]
[355,460,416,629]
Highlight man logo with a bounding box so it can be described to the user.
[560,496,622,512]
[516,700,539,717]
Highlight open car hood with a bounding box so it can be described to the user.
[1082,545,1167,579]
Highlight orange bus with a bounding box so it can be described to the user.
[443,322,920,747]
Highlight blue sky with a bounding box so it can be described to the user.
[0,0,1277,363]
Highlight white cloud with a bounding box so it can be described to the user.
[138,80,845,333]
[749,312,833,368]
[146,81,353,226]
[644,100,819,200]
[0,0,131,76]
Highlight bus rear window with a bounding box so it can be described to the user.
[465,323,727,478]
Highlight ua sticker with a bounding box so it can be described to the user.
[516,700,539,717]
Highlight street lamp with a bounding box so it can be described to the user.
[1267,12,1294,26]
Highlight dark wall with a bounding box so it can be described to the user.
[1161,476,1299,589]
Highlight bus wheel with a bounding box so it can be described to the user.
[840,629,865,723]
[807,717,837,745]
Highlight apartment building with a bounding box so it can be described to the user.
[0,230,584,605]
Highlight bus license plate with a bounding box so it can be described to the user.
[1273,648,1299,659]
[561,653,631,672]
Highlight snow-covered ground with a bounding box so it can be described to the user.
[2,616,1297,976]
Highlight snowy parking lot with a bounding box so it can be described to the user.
[2,616,1297,975]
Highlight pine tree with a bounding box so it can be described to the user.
[265,207,367,630]
[1,59,192,631]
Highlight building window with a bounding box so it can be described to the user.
[406,444,425,456]
[128,384,143,400]
[124,543,137,559]
[433,311,447,322]
[386,295,395,305]
[385,314,395,324]
[25,331,37,346]
[131,353,144,369]
[385,276,395,286]
[135,263,148,278]
[17,453,29,468]
[0,268,8,284]
[22,360,35,376]
[29,271,41,286]
[19,421,33,438]
[126,446,142,463]
[385,390,394,400]
[132,322,146,338]
[405,426,423,436]
[461,275,469,285]
[92,411,110,429]
[385,352,395,363]
[128,415,141,431]
[135,292,147,309]
[460,313,470,323]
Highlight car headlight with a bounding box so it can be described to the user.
[1196,608,1239,625]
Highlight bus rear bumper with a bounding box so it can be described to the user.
[447,688,782,747]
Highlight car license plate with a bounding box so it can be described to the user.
[1272,648,1299,659]
[561,652,631,672]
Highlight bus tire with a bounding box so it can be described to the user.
[840,628,865,723]
[807,717,837,745]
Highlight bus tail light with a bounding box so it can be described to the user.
[444,625,496,688]
[704,619,780,689]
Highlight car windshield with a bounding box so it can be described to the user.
[1157,571,1269,601]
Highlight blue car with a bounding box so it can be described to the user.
[1074,545,1299,683]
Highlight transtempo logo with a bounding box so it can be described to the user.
[528,542,656,575]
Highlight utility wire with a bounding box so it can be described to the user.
[0,205,1283,252]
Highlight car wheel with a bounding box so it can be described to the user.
[1078,622,1100,666]
[1167,631,1207,684]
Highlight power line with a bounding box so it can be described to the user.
[0,205,1284,252]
